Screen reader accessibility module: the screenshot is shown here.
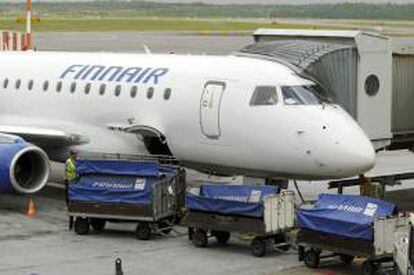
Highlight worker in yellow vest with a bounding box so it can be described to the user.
[65,150,78,183]
[65,149,78,230]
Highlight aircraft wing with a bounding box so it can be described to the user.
[0,125,90,147]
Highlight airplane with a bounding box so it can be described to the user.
[0,50,376,194]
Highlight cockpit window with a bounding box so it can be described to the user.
[250,86,278,106]
[282,85,328,105]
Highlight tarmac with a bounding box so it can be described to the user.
[0,31,413,274]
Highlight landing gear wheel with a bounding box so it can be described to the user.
[212,231,230,244]
[250,237,267,257]
[74,217,89,235]
[192,229,208,247]
[136,222,151,240]
[90,218,106,232]
[304,249,320,268]
[339,254,354,264]
[362,261,376,275]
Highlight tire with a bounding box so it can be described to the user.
[74,217,89,235]
[250,237,267,257]
[304,249,320,268]
[339,254,354,264]
[362,261,376,275]
[136,222,151,240]
[212,231,230,244]
[90,218,106,232]
[192,229,208,247]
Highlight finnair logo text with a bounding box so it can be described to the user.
[59,64,169,85]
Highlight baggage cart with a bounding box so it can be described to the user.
[67,159,186,240]
[296,193,402,275]
[181,184,295,257]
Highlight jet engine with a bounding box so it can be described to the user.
[0,135,50,194]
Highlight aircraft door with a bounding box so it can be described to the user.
[200,81,226,139]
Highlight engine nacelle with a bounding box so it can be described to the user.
[0,134,50,194]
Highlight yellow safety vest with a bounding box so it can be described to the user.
[65,158,77,182]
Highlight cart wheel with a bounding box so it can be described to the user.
[90,218,106,232]
[212,231,230,244]
[136,222,151,240]
[192,229,208,247]
[74,217,89,235]
[362,261,377,275]
[339,254,354,264]
[250,237,267,257]
[304,249,320,268]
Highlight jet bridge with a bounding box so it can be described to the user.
[241,29,395,150]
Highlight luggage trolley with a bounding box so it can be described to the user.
[296,193,404,275]
[67,158,186,240]
[181,184,295,257]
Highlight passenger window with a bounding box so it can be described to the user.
[99,84,106,95]
[15,79,21,89]
[28,80,34,91]
[85,83,91,95]
[3,78,9,89]
[114,85,121,97]
[130,86,138,98]
[250,86,278,106]
[70,82,76,93]
[43,81,49,91]
[164,88,172,100]
[56,81,62,92]
[147,87,154,99]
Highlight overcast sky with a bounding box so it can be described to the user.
[4,0,414,3]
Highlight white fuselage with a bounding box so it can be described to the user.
[0,51,375,179]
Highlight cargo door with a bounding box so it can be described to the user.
[200,81,225,139]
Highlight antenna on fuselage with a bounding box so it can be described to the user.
[143,45,151,54]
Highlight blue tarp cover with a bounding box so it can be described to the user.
[297,194,397,241]
[68,175,155,205]
[69,160,176,205]
[186,184,278,218]
[75,159,159,177]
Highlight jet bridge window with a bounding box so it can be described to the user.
[15,79,21,90]
[250,86,278,106]
[3,78,9,89]
[281,85,324,105]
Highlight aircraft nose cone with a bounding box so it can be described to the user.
[337,131,376,175]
